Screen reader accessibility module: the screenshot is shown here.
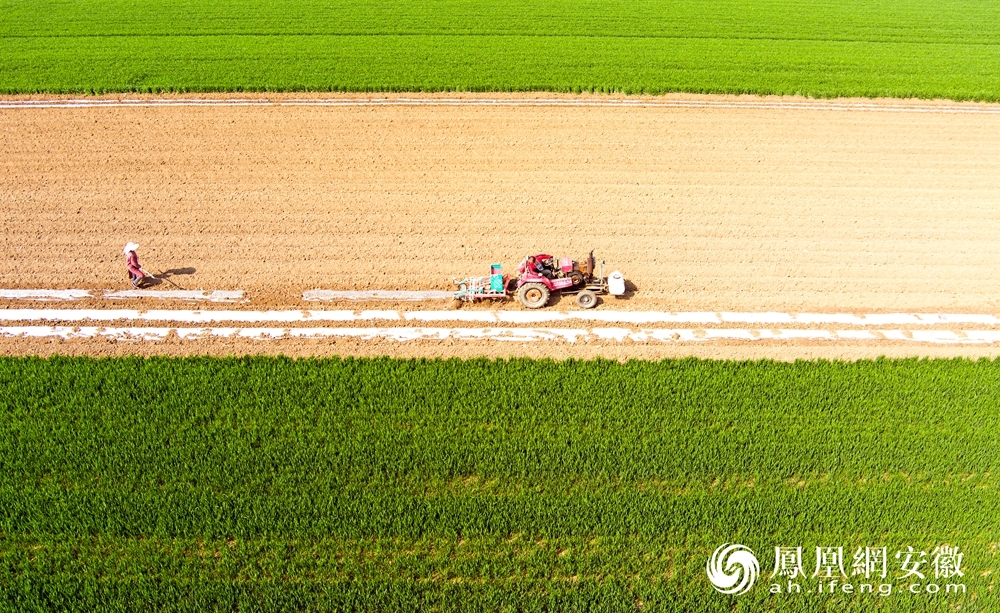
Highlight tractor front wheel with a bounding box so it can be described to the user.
[517,283,550,309]
[575,290,598,309]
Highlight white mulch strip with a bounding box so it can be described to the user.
[3,326,1000,345]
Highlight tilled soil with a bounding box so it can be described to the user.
[4,92,1000,360]
[6,336,1000,362]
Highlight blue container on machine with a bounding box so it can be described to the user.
[490,264,503,292]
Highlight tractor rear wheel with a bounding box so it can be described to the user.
[575,290,598,309]
[517,283,550,309]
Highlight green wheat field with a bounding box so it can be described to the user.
[1,356,996,611]
[2,0,1000,98]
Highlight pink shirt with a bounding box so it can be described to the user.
[126,251,143,276]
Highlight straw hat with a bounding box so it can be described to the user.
[122,242,139,254]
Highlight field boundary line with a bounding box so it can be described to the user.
[0,289,245,302]
[304,289,452,301]
[3,97,1000,114]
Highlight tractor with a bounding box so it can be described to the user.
[514,251,625,309]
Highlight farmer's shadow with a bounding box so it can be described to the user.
[159,267,196,278]
[138,267,195,289]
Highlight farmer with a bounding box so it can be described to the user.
[525,256,553,279]
[123,242,149,288]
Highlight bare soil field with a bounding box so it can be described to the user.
[4,92,1000,359]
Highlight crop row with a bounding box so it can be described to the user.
[2,0,1000,99]
[0,356,997,611]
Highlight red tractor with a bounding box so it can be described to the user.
[515,251,625,309]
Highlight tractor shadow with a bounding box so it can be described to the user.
[547,293,570,308]
[620,279,639,300]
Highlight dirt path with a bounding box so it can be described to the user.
[4,92,1000,359]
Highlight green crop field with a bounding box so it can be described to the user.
[1,0,1000,99]
[0,355,997,611]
